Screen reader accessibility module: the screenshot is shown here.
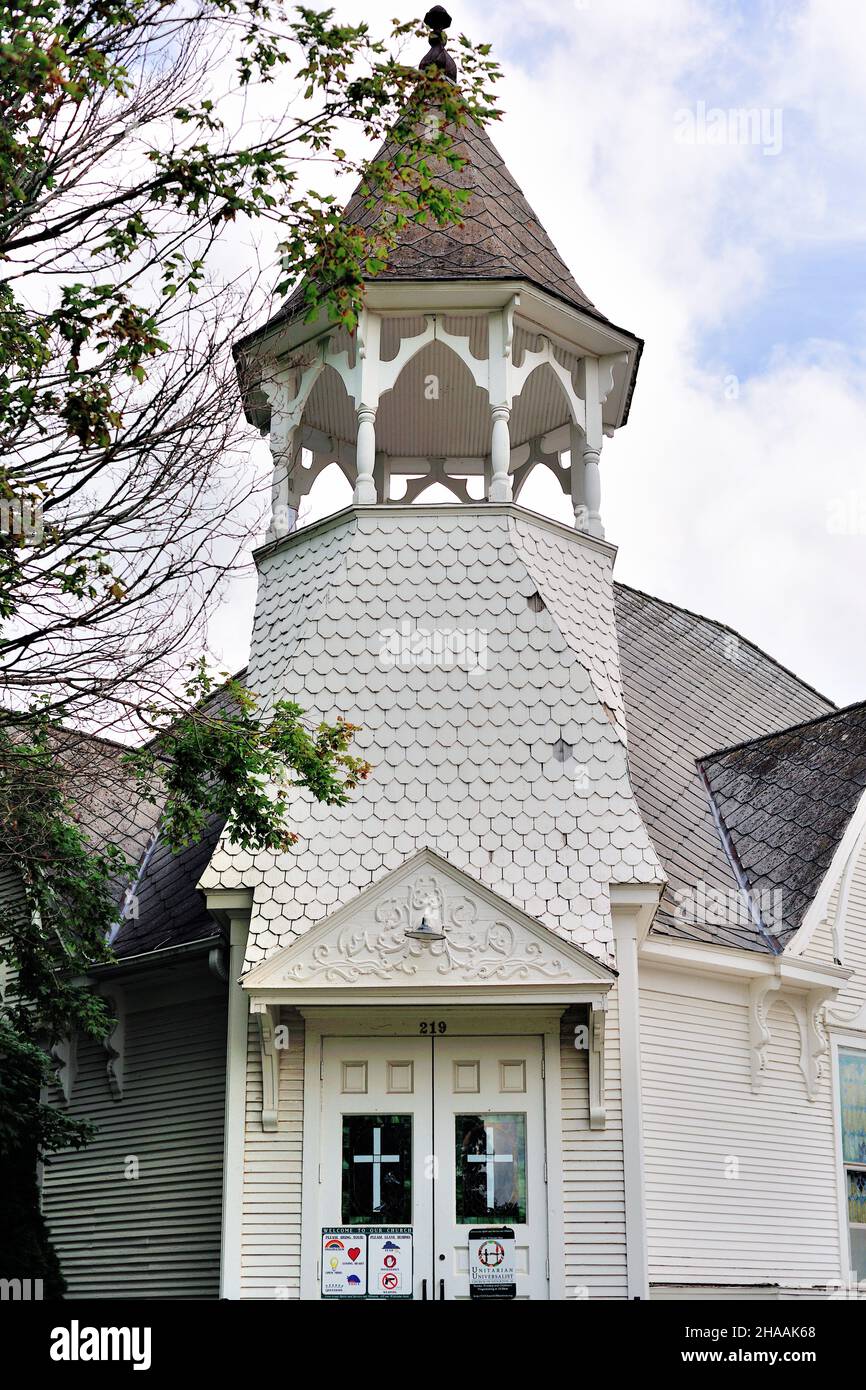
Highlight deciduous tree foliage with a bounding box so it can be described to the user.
[0,0,499,1289]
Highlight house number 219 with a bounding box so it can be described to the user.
[419,1021,447,1034]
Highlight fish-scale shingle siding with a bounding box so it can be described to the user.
[200,506,663,970]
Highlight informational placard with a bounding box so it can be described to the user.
[321,1229,367,1297]
[468,1227,517,1299]
[321,1227,413,1299]
[367,1229,413,1298]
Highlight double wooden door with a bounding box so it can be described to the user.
[320,1033,549,1299]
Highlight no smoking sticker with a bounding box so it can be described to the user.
[368,1230,412,1297]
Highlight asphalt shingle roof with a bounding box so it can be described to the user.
[614,585,834,952]
[112,812,225,958]
[698,702,866,947]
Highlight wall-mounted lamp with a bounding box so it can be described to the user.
[405,915,445,944]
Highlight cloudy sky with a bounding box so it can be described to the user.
[212,0,866,707]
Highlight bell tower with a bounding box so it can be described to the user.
[205,9,664,972]
[234,9,642,544]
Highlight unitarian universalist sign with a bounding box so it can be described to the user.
[468,1227,517,1299]
[321,1227,413,1298]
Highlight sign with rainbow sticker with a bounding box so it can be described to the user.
[321,1227,413,1299]
[321,1229,367,1297]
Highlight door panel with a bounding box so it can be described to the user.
[433,1036,548,1300]
[321,1037,433,1297]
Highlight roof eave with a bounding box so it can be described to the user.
[235,277,642,433]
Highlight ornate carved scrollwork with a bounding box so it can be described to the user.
[282,871,573,986]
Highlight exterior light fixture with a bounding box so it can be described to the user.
[405,915,446,944]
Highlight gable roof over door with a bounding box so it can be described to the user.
[241,847,616,1004]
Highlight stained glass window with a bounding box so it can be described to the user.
[847,1170,866,1225]
[455,1113,527,1225]
[341,1115,412,1225]
[840,1050,866,1281]
[840,1050,866,1165]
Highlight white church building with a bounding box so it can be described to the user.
[41,23,866,1302]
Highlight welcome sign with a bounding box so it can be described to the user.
[321,1228,412,1299]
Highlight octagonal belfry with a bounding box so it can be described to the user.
[211,17,663,978]
[234,84,642,543]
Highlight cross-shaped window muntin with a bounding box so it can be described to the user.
[353,1126,401,1213]
[466,1125,515,1209]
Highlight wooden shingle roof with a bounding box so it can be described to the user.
[250,117,611,341]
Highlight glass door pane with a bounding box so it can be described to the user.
[455,1112,527,1224]
[341,1114,412,1224]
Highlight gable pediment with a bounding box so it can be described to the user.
[242,850,615,1002]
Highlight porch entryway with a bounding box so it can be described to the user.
[319,1031,548,1299]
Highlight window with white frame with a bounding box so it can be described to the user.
[839,1049,866,1281]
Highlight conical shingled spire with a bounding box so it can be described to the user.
[273,117,602,329]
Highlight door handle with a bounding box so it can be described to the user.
[439,1278,445,1300]
[421,1278,428,1300]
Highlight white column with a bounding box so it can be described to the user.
[354,405,377,504]
[569,423,589,532]
[577,354,610,540]
[582,440,604,539]
[487,307,513,504]
[611,899,650,1300]
[269,427,299,539]
[489,405,512,502]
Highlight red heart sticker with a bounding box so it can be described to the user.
[348,1247,361,1262]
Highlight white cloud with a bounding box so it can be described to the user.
[213,0,866,704]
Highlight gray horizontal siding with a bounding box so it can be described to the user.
[42,981,226,1298]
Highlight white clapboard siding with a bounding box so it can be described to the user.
[42,983,226,1298]
[641,975,841,1290]
[803,909,836,967]
[0,864,26,1002]
[829,840,866,1026]
[560,988,628,1299]
[240,1008,304,1298]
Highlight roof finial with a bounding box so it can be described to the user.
[419,6,457,83]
